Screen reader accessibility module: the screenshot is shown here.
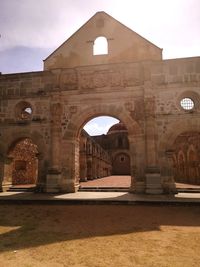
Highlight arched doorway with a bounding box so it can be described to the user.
[112,153,131,175]
[5,138,39,189]
[78,116,131,190]
[62,104,144,193]
[172,132,200,186]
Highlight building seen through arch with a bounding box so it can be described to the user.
[79,121,130,182]
[172,132,200,185]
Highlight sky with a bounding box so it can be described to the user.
[84,116,119,136]
[0,0,199,74]
[0,0,200,135]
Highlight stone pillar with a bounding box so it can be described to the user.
[46,102,62,193]
[0,158,4,192]
[35,153,46,192]
[92,156,97,179]
[60,139,79,193]
[79,136,87,182]
[79,151,87,182]
[129,135,146,193]
[2,157,13,191]
[87,157,92,180]
[145,97,162,194]
[162,150,177,194]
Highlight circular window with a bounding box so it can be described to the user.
[180,98,194,110]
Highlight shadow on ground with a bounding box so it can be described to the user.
[0,204,200,253]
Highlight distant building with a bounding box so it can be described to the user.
[80,121,130,182]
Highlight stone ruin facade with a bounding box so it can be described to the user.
[0,11,200,194]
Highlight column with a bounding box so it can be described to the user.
[129,135,145,193]
[0,158,4,192]
[46,102,62,193]
[35,153,46,192]
[145,97,162,194]
[2,157,13,191]
[162,150,177,194]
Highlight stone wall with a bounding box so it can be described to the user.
[0,56,200,193]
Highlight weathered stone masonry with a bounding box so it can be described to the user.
[0,12,200,194]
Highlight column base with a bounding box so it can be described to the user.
[2,182,12,192]
[146,172,163,194]
[130,181,145,193]
[60,177,80,193]
[162,177,177,194]
[46,170,61,193]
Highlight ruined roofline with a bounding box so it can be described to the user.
[42,55,200,73]
[0,70,51,78]
[43,11,162,62]
[162,56,200,62]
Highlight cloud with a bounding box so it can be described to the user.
[0,0,199,64]
[0,0,113,51]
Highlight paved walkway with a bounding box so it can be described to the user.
[80,175,200,189]
[80,175,131,188]
[1,176,199,205]
[0,191,200,205]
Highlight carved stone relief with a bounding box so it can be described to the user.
[61,70,78,90]
[93,72,109,88]
[130,99,145,121]
[124,67,142,86]
[80,72,94,89]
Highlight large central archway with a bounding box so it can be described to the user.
[62,104,145,193]
[79,116,131,189]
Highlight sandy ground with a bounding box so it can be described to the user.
[0,204,200,267]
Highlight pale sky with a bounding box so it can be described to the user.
[0,0,199,74]
[0,0,200,135]
[84,116,119,136]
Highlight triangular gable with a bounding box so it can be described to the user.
[44,11,162,70]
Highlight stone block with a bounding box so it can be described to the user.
[145,173,163,194]
[46,173,61,193]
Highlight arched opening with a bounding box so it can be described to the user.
[5,138,39,190]
[172,132,200,187]
[112,153,131,175]
[15,101,33,121]
[93,36,108,55]
[79,116,131,190]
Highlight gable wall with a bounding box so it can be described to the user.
[44,12,162,70]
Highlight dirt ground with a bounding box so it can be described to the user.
[0,204,200,267]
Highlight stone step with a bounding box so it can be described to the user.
[7,187,36,192]
[79,187,129,192]
[177,188,200,193]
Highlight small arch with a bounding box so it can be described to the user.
[6,138,39,186]
[15,101,33,121]
[112,152,131,175]
[93,36,108,55]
